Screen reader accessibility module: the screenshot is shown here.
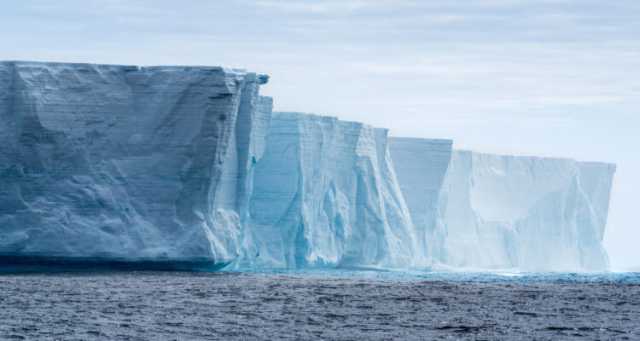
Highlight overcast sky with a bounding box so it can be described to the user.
[1,0,638,270]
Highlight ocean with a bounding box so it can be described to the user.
[1,270,638,340]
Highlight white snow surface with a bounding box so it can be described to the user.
[0,61,271,264]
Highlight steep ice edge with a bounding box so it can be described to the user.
[0,61,271,268]
[0,61,617,272]
[234,112,418,269]
[389,141,616,272]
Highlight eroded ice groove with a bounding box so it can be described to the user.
[433,151,616,272]
[238,112,417,269]
[388,138,453,265]
[0,61,271,267]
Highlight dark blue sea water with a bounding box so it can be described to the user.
[1,269,638,340]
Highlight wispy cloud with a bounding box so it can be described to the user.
[250,0,416,14]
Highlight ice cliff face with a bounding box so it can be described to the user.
[445,151,615,272]
[0,61,271,265]
[0,61,617,272]
[391,147,615,272]
[388,138,453,265]
[238,112,417,269]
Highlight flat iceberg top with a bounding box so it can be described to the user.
[389,136,453,146]
[273,111,389,133]
[0,60,269,84]
[455,149,616,170]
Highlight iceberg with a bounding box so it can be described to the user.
[237,112,417,269]
[390,144,616,272]
[0,61,271,267]
[0,61,617,272]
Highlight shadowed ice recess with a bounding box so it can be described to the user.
[0,61,615,272]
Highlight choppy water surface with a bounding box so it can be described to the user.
[1,270,638,340]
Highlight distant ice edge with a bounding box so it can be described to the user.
[0,61,616,272]
[389,145,615,272]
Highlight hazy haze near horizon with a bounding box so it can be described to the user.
[1,0,638,270]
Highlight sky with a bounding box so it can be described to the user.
[1,0,638,270]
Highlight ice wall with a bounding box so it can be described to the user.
[0,61,271,267]
[433,151,615,272]
[0,60,617,272]
[239,112,417,269]
[388,138,452,264]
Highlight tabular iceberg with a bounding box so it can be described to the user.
[390,145,616,272]
[0,60,617,272]
[444,151,614,272]
[237,112,417,269]
[0,61,271,268]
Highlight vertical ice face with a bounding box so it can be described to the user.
[0,61,271,265]
[388,138,453,265]
[434,151,615,272]
[0,60,617,272]
[240,112,417,269]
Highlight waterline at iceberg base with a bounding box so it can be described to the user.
[0,61,616,272]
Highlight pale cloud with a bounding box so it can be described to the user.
[251,0,417,14]
[253,0,367,13]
